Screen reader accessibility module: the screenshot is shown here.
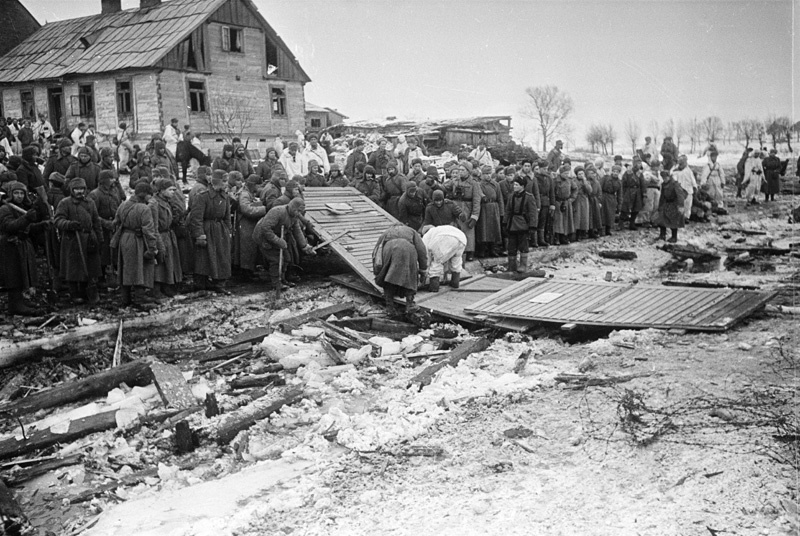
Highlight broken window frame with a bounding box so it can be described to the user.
[270,85,286,117]
[187,79,207,114]
[221,25,244,54]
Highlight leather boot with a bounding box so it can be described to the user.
[121,285,132,306]
[530,230,539,248]
[69,283,85,305]
[152,283,164,300]
[538,229,549,247]
[517,254,529,273]
[163,284,176,297]
[657,226,667,241]
[8,290,37,316]
[405,290,416,313]
[668,228,679,243]
[507,256,517,273]
[428,277,440,293]
[605,226,612,236]
[465,252,474,262]
[450,272,460,289]
[384,285,397,314]
[629,212,639,230]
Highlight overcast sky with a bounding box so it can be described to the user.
[24,0,798,149]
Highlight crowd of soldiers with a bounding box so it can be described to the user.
[0,121,759,318]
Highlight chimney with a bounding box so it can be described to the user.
[140,0,162,9]
[101,0,121,14]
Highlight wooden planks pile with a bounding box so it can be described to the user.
[465,278,776,331]
[304,187,399,292]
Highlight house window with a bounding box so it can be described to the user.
[310,118,321,128]
[20,90,35,120]
[221,26,243,53]
[265,38,278,76]
[271,86,286,117]
[117,81,132,116]
[188,80,207,113]
[78,84,94,116]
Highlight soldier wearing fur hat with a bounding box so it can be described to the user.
[149,178,183,297]
[260,170,286,211]
[16,146,45,193]
[398,182,426,231]
[88,170,124,284]
[327,164,349,187]
[232,144,254,178]
[150,141,179,179]
[44,139,75,184]
[407,158,426,184]
[129,151,154,189]
[54,178,103,304]
[421,189,462,228]
[552,164,577,245]
[654,170,686,243]
[476,164,504,257]
[305,159,326,187]
[444,163,482,261]
[504,176,537,273]
[189,170,231,292]
[65,147,101,192]
[112,182,159,306]
[253,198,314,291]
[599,165,623,235]
[212,144,234,172]
[233,174,267,279]
[353,165,382,204]
[417,166,444,203]
[0,181,40,315]
[380,161,408,218]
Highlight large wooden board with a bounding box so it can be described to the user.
[304,187,399,292]
[465,278,776,331]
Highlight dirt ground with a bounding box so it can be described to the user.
[1,170,798,536]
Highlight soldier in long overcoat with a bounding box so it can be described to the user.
[422,190,462,228]
[571,167,592,240]
[584,164,604,238]
[149,178,182,296]
[475,165,503,256]
[599,165,623,235]
[380,161,408,218]
[189,170,231,291]
[65,147,101,193]
[112,182,158,305]
[54,177,102,303]
[552,165,577,245]
[534,163,554,247]
[234,175,267,277]
[504,177,537,273]
[0,181,40,314]
[372,223,428,314]
[654,170,686,243]
[620,165,647,230]
[444,163,482,260]
[87,170,123,282]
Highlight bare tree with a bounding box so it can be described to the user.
[701,116,723,143]
[686,117,702,153]
[207,92,256,144]
[603,124,616,155]
[585,124,604,154]
[522,85,574,152]
[648,119,659,147]
[766,116,794,152]
[723,121,737,145]
[754,119,766,148]
[624,119,640,154]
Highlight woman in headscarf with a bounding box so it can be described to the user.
[475,164,504,256]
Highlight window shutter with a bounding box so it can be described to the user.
[221,26,230,51]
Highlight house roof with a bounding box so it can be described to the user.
[333,115,511,136]
[0,0,310,84]
[0,1,41,59]
[305,101,349,119]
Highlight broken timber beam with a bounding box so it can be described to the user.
[407,337,490,390]
[229,374,285,390]
[660,243,720,263]
[554,371,653,389]
[0,360,152,418]
[0,408,120,461]
[0,305,221,370]
[213,388,304,445]
[598,250,638,261]
[1,454,83,487]
[725,246,791,256]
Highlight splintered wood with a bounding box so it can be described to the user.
[149,362,196,410]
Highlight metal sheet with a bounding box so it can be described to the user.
[465,278,776,331]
